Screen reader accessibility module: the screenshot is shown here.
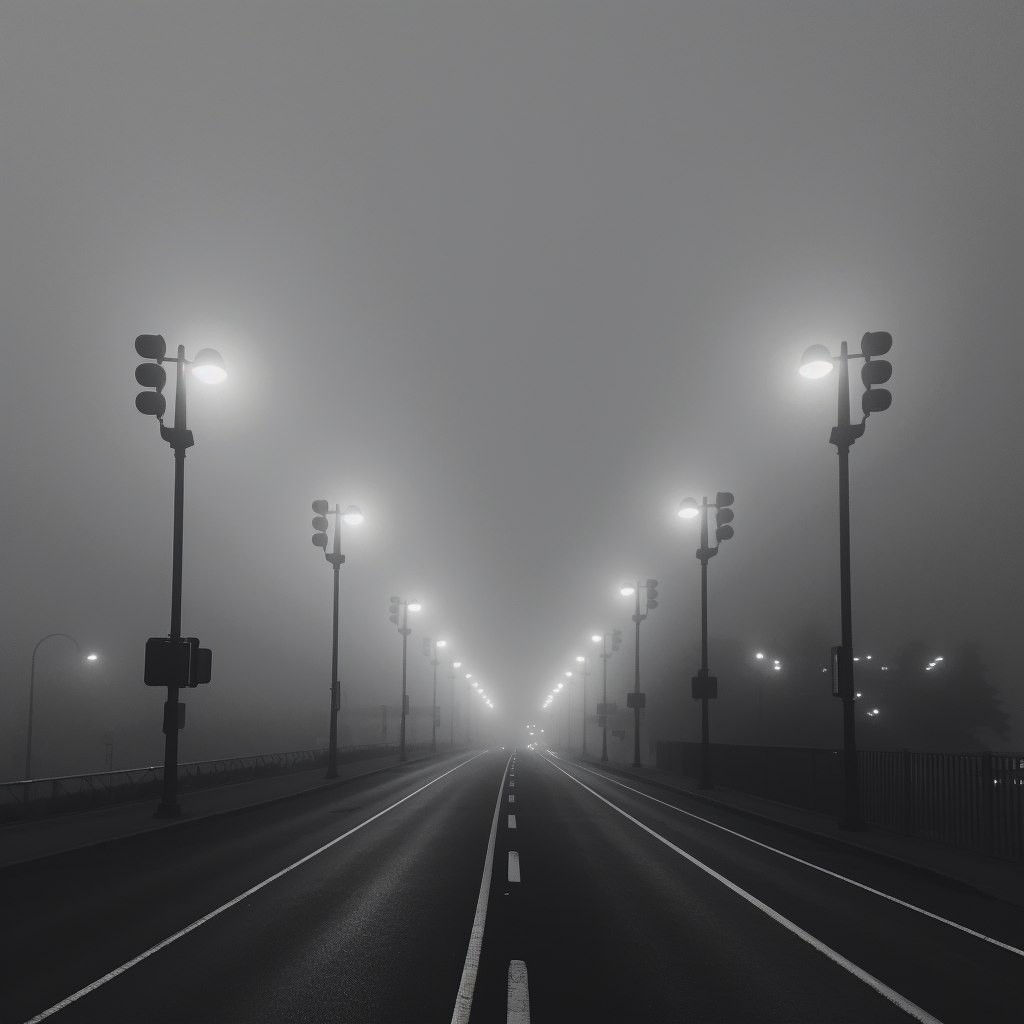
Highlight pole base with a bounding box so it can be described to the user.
[154,803,181,819]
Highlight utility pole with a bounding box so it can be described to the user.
[576,656,589,755]
[422,637,446,753]
[389,597,420,761]
[621,580,658,768]
[594,630,622,763]
[800,331,893,831]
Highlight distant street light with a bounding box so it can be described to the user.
[678,492,735,789]
[388,597,421,761]
[24,634,97,779]
[450,660,462,747]
[593,630,623,762]
[800,331,893,831]
[310,501,363,778]
[620,580,658,768]
[421,636,447,753]
[575,655,590,755]
[134,334,223,818]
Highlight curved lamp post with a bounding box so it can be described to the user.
[24,634,98,779]
[799,331,893,831]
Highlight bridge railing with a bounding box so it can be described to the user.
[656,741,1024,862]
[0,741,425,821]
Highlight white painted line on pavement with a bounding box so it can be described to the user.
[545,756,942,1024]
[508,814,517,828]
[508,851,521,882]
[551,754,1024,960]
[450,753,513,1024]
[23,752,490,1024]
[507,960,530,1023]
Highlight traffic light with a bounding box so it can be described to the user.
[389,597,401,625]
[646,579,658,609]
[135,335,167,418]
[311,500,329,549]
[612,629,622,653]
[421,636,432,657]
[861,332,893,417]
[715,492,735,544]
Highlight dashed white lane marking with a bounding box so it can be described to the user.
[450,753,513,1024]
[508,851,521,882]
[508,795,515,803]
[509,782,515,787]
[507,960,530,1023]
[552,754,1024,960]
[508,815,517,828]
[25,752,490,1024]
[544,756,942,1024]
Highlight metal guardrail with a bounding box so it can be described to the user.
[0,742,419,821]
[656,741,1024,862]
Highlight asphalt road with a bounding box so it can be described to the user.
[3,748,1021,1023]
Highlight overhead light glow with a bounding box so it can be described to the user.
[576,656,584,663]
[437,640,447,648]
[86,654,98,661]
[756,653,764,659]
[341,505,364,526]
[620,586,635,596]
[408,602,422,612]
[678,497,699,519]
[591,635,602,643]
[191,348,227,384]
[799,344,834,379]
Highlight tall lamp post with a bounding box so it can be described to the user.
[563,672,574,749]
[620,580,658,768]
[592,630,622,763]
[134,334,224,818]
[388,597,421,761]
[450,660,462,746]
[575,655,589,754]
[799,331,893,831]
[310,502,363,778]
[678,492,735,790]
[421,637,447,753]
[24,635,98,779]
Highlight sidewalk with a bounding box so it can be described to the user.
[1,748,442,869]
[563,751,1024,909]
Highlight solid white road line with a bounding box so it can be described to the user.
[450,753,513,1024]
[508,851,521,882]
[544,756,942,1024]
[507,960,531,1024]
[24,752,489,1024]
[508,815,517,828]
[552,754,1024,959]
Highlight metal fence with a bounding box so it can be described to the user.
[0,741,419,821]
[656,741,1024,862]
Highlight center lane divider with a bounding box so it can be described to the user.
[542,753,942,1024]
[25,751,490,1024]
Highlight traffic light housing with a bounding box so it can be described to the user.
[715,493,735,544]
[612,629,622,653]
[389,597,401,625]
[861,332,893,418]
[135,335,168,418]
[646,579,658,609]
[311,501,329,548]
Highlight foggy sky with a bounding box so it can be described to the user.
[2,1,1022,777]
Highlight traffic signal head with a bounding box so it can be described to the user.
[135,336,168,418]
[715,492,734,508]
[312,502,329,549]
[389,596,401,624]
[646,580,659,608]
[861,331,892,357]
[715,496,735,543]
[612,629,622,652]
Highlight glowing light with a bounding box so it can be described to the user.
[454,662,462,668]
[408,602,421,612]
[576,656,584,663]
[565,671,572,677]
[774,665,781,671]
[756,653,764,659]
[191,348,227,383]
[620,586,635,596]
[437,640,447,648]
[591,635,602,643]
[678,497,699,519]
[341,505,363,526]
[799,344,834,379]
[86,654,98,661]
[934,656,943,661]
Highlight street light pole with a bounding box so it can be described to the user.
[389,596,420,762]
[576,656,589,755]
[422,637,445,753]
[24,634,79,780]
[621,580,658,769]
[451,661,461,747]
[799,332,893,831]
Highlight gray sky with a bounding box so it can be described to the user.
[2,1,1022,776]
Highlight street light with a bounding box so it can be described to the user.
[593,630,622,762]
[575,655,590,755]
[449,660,462,747]
[421,636,447,753]
[678,492,736,790]
[799,330,893,831]
[310,500,363,778]
[24,634,98,779]
[134,334,224,818]
[620,579,658,768]
[388,596,421,761]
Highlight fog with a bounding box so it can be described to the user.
[2,2,1021,778]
